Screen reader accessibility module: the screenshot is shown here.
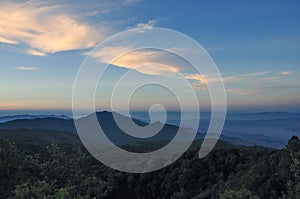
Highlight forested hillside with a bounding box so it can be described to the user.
[1,135,299,199]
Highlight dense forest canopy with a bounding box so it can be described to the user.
[0,135,299,199]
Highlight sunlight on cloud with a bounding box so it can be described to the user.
[88,45,295,98]
[26,49,47,57]
[90,47,181,75]
[0,36,18,44]
[0,1,106,56]
[184,74,208,84]
[90,47,220,87]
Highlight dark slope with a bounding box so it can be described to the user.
[0,117,75,132]
[0,112,186,147]
[0,128,81,145]
[0,111,235,151]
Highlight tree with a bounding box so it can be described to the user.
[283,136,300,199]
[220,188,258,199]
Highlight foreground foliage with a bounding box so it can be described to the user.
[0,137,299,199]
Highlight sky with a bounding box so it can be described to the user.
[0,0,300,113]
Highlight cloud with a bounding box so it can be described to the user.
[224,70,295,95]
[135,20,157,29]
[90,45,295,98]
[280,70,292,75]
[86,10,100,16]
[184,74,208,84]
[90,47,180,75]
[222,71,270,83]
[14,66,40,71]
[227,88,263,95]
[0,36,18,44]
[262,70,293,80]
[90,46,273,91]
[26,49,47,57]
[0,1,106,56]
[123,0,139,5]
[189,70,291,95]
[262,76,281,81]
[187,71,270,88]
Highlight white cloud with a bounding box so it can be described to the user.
[136,20,157,29]
[14,66,40,71]
[0,1,106,55]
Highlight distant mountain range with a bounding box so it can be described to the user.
[0,114,70,123]
[143,112,300,148]
[0,111,299,149]
[0,112,182,150]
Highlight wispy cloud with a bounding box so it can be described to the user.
[0,1,106,56]
[187,71,269,87]
[123,0,139,5]
[280,70,293,75]
[222,71,270,83]
[227,88,263,95]
[14,66,40,71]
[189,69,296,95]
[224,70,295,95]
[262,70,293,80]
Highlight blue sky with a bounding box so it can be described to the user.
[0,0,299,112]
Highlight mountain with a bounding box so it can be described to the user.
[206,118,299,148]
[0,112,187,148]
[225,111,300,121]
[0,114,71,123]
[0,111,234,153]
[160,113,300,148]
[0,117,75,132]
[0,128,81,146]
[1,111,296,148]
